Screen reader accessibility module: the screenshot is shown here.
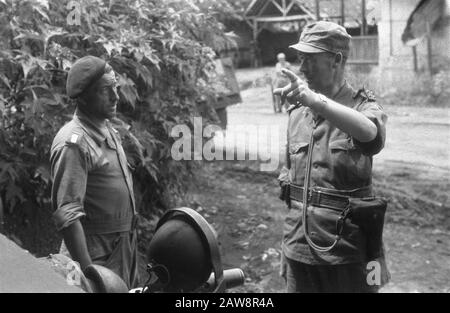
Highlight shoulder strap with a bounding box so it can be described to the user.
[63,128,91,157]
[353,87,376,103]
[64,128,84,146]
[302,127,342,253]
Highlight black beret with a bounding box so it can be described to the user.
[66,56,107,98]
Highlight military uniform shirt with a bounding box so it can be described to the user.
[279,81,388,265]
[50,109,136,234]
[50,109,140,288]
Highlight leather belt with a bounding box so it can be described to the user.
[289,184,350,210]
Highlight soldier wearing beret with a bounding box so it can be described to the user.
[50,56,139,289]
[274,21,390,292]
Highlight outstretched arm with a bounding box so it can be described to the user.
[273,69,377,143]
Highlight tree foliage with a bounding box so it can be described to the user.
[0,0,238,237]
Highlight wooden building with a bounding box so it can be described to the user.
[382,0,450,74]
[231,0,381,67]
[377,0,450,87]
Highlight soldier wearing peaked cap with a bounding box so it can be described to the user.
[274,21,390,293]
[50,56,140,289]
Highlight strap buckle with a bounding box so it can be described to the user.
[336,205,351,236]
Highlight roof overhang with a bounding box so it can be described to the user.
[245,0,316,21]
[248,14,312,23]
[402,0,446,46]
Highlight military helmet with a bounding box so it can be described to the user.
[146,207,224,292]
[84,264,129,293]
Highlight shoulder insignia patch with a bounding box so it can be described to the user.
[65,130,83,146]
[364,88,376,101]
[353,87,376,102]
[70,134,79,144]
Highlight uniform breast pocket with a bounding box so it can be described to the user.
[289,141,309,183]
[329,138,354,151]
[289,141,309,155]
[330,137,354,154]
[330,138,371,182]
[329,138,363,174]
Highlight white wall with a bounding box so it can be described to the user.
[374,0,450,96]
[378,0,422,70]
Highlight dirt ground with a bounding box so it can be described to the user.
[4,67,448,294]
[187,161,449,293]
[182,68,450,293]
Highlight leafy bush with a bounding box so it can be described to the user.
[0,0,237,252]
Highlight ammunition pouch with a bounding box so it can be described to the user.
[344,197,388,261]
[286,183,387,260]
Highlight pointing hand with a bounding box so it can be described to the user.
[273,69,319,108]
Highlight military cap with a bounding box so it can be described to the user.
[290,21,351,57]
[66,56,107,98]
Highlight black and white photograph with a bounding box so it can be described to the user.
[0,0,448,300]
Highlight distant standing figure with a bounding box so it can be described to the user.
[273,53,294,113]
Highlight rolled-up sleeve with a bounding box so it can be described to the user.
[50,144,88,231]
[353,101,388,156]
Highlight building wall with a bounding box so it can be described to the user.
[424,0,450,70]
[378,0,450,72]
[375,0,450,99]
[379,0,417,70]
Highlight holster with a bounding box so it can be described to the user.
[278,183,290,207]
[345,197,388,260]
[277,166,291,207]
